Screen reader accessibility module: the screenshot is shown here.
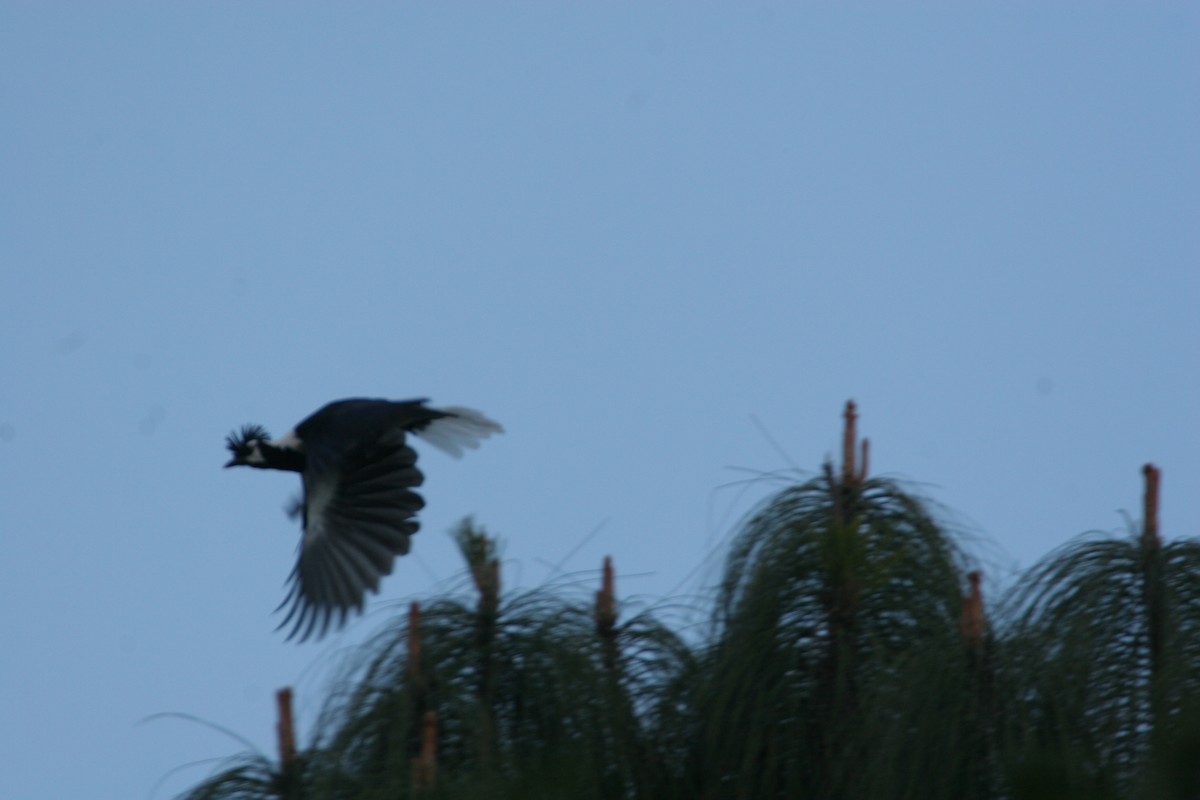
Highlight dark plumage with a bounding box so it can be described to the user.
[224,398,502,641]
[225,424,272,463]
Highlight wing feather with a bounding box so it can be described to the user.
[278,436,425,642]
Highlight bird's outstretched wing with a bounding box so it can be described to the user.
[276,433,425,642]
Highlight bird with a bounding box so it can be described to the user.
[224,398,502,641]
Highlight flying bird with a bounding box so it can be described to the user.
[224,398,502,641]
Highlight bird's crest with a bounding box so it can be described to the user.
[226,424,271,460]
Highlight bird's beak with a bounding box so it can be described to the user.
[224,458,239,468]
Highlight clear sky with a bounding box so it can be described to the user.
[2,4,1197,798]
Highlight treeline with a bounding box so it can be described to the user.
[178,402,1200,800]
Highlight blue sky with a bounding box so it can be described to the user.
[2,4,1197,798]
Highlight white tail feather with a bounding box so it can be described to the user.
[413,406,504,458]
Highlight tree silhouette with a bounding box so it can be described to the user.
[682,401,975,799]
[1002,464,1200,797]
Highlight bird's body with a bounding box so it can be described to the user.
[225,398,502,641]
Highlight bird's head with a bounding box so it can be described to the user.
[225,424,272,468]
